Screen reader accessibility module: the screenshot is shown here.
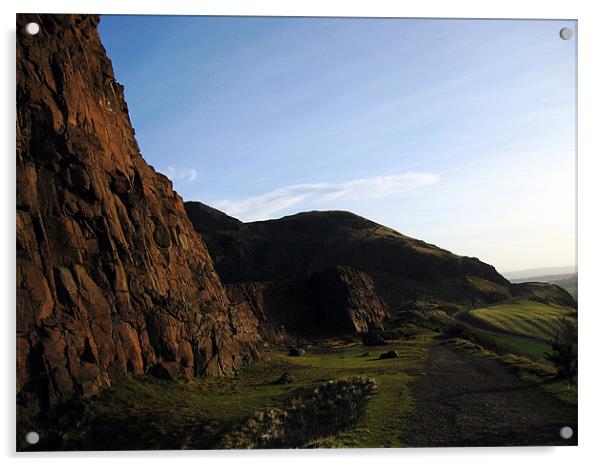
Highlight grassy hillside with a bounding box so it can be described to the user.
[469,299,573,342]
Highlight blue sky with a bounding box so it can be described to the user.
[99,16,576,273]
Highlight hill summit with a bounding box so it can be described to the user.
[184,203,515,311]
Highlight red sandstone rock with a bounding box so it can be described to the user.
[16,14,262,416]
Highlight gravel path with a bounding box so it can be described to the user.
[401,340,577,447]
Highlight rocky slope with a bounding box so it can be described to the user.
[226,266,388,339]
[17,14,262,416]
[184,203,513,311]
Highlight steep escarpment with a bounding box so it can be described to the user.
[184,203,513,311]
[17,14,261,416]
[226,266,388,339]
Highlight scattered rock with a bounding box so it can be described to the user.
[288,347,305,357]
[379,350,399,360]
[274,372,295,385]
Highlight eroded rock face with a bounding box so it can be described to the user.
[16,14,262,416]
[226,266,387,339]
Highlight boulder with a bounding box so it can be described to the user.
[379,350,399,360]
[274,372,295,385]
[288,347,306,357]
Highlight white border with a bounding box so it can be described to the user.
[2,1,601,464]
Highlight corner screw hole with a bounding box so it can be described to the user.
[25,431,40,445]
[559,27,573,40]
[559,426,573,439]
[25,22,40,36]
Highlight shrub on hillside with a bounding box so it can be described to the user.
[545,318,577,380]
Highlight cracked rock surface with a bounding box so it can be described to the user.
[17,14,262,416]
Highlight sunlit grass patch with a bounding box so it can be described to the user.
[470,299,572,341]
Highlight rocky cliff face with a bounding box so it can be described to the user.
[226,266,387,339]
[17,14,262,416]
[184,203,513,311]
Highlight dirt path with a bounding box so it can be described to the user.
[401,340,577,447]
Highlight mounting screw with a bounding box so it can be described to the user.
[559,27,573,40]
[24,22,40,36]
[25,431,40,445]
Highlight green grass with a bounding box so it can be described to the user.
[470,299,573,341]
[489,334,551,358]
[36,332,434,450]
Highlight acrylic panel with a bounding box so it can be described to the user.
[16,13,577,451]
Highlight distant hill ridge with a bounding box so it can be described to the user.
[185,202,527,311]
[511,273,577,300]
[502,266,576,281]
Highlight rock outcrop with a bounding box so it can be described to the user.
[226,266,387,339]
[306,266,388,334]
[220,377,377,449]
[17,14,262,416]
[512,282,577,309]
[184,203,513,311]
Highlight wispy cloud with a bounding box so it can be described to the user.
[165,166,199,183]
[214,172,438,221]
